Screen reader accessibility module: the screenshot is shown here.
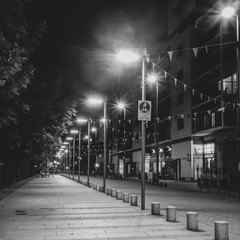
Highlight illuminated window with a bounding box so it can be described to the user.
[204,143,214,154]
[218,73,237,94]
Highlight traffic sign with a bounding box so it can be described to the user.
[138,100,151,121]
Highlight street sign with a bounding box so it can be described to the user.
[138,100,151,121]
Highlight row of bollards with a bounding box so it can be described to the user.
[151,202,229,240]
[82,181,229,240]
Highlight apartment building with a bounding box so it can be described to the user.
[109,0,239,190]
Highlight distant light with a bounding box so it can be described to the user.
[147,74,157,83]
[84,135,89,139]
[76,118,88,123]
[101,118,107,123]
[91,127,97,132]
[70,129,78,134]
[66,137,73,140]
[88,98,103,105]
[117,102,125,109]
[63,142,69,145]
[221,7,235,18]
[116,50,140,63]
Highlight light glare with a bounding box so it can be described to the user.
[88,98,103,105]
[77,118,88,123]
[116,50,140,63]
[221,7,235,18]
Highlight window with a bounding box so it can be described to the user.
[218,73,237,94]
[177,117,184,130]
[177,92,184,105]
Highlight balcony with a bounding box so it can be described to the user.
[192,107,236,134]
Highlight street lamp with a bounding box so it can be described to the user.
[87,97,107,192]
[70,129,78,180]
[221,6,240,195]
[76,118,88,182]
[116,49,147,210]
[147,73,160,184]
[117,102,127,178]
[66,136,73,178]
[63,141,69,175]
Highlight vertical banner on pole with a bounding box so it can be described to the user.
[138,100,152,121]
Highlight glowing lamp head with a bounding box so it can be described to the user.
[116,50,140,63]
[117,102,125,109]
[221,7,235,18]
[77,118,88,123]
[70,129,78,134]
[88,98,103,105]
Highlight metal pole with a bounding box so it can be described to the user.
[235,14,240,196]
[123,107,126,179]
[155,80,160,183]
[103,97,107,193]
[141,58,146,210]
[78,129,81,182]
[72,137,75,180]
[87,118,90,187]
[68,143,71,178]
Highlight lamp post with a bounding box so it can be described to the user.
[76,118,88,182]
[63,141,69,176]
[70,130,78,180]
[147,74,160,183]
[87,97,107,192]
[66,136,73,178]
[117,102,126,178]
[221,6,240,195]
[116,49,146,210]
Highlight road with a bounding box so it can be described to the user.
[72,174,240,238]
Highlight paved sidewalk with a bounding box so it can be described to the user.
[0,174,233,240]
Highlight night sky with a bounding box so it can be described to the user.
[28,0,168,103]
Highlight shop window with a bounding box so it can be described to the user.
[204,143,214,154]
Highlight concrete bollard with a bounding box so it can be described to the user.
[96,184,100,191]
[99,185,103,192]
[166,206,176,222]
[123,193,129,203]
[111,189,117,198]
[106,188,112,195]
[186,212,198,231]
[130,195,138,206]
[151,202,160,215]
[215,221,229,240]
[89,183,92,188]
[116,190,122,200]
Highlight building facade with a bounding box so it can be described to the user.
[109,0,239,191]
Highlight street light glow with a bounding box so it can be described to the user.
[147,74,157,83]
[88,98,103,105]
[117,102,125,109]
[70,129,78,134]
[116,50,140,63]
[91,127,97,132]
[66,137,73,140]
[221,7,235,18]
[63,141,69,145]
[76,118,88,123]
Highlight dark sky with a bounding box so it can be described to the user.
[28,0,168,101]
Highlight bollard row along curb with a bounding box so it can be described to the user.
[79,180,229,240]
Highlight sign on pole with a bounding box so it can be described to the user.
[138,100,151,121]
